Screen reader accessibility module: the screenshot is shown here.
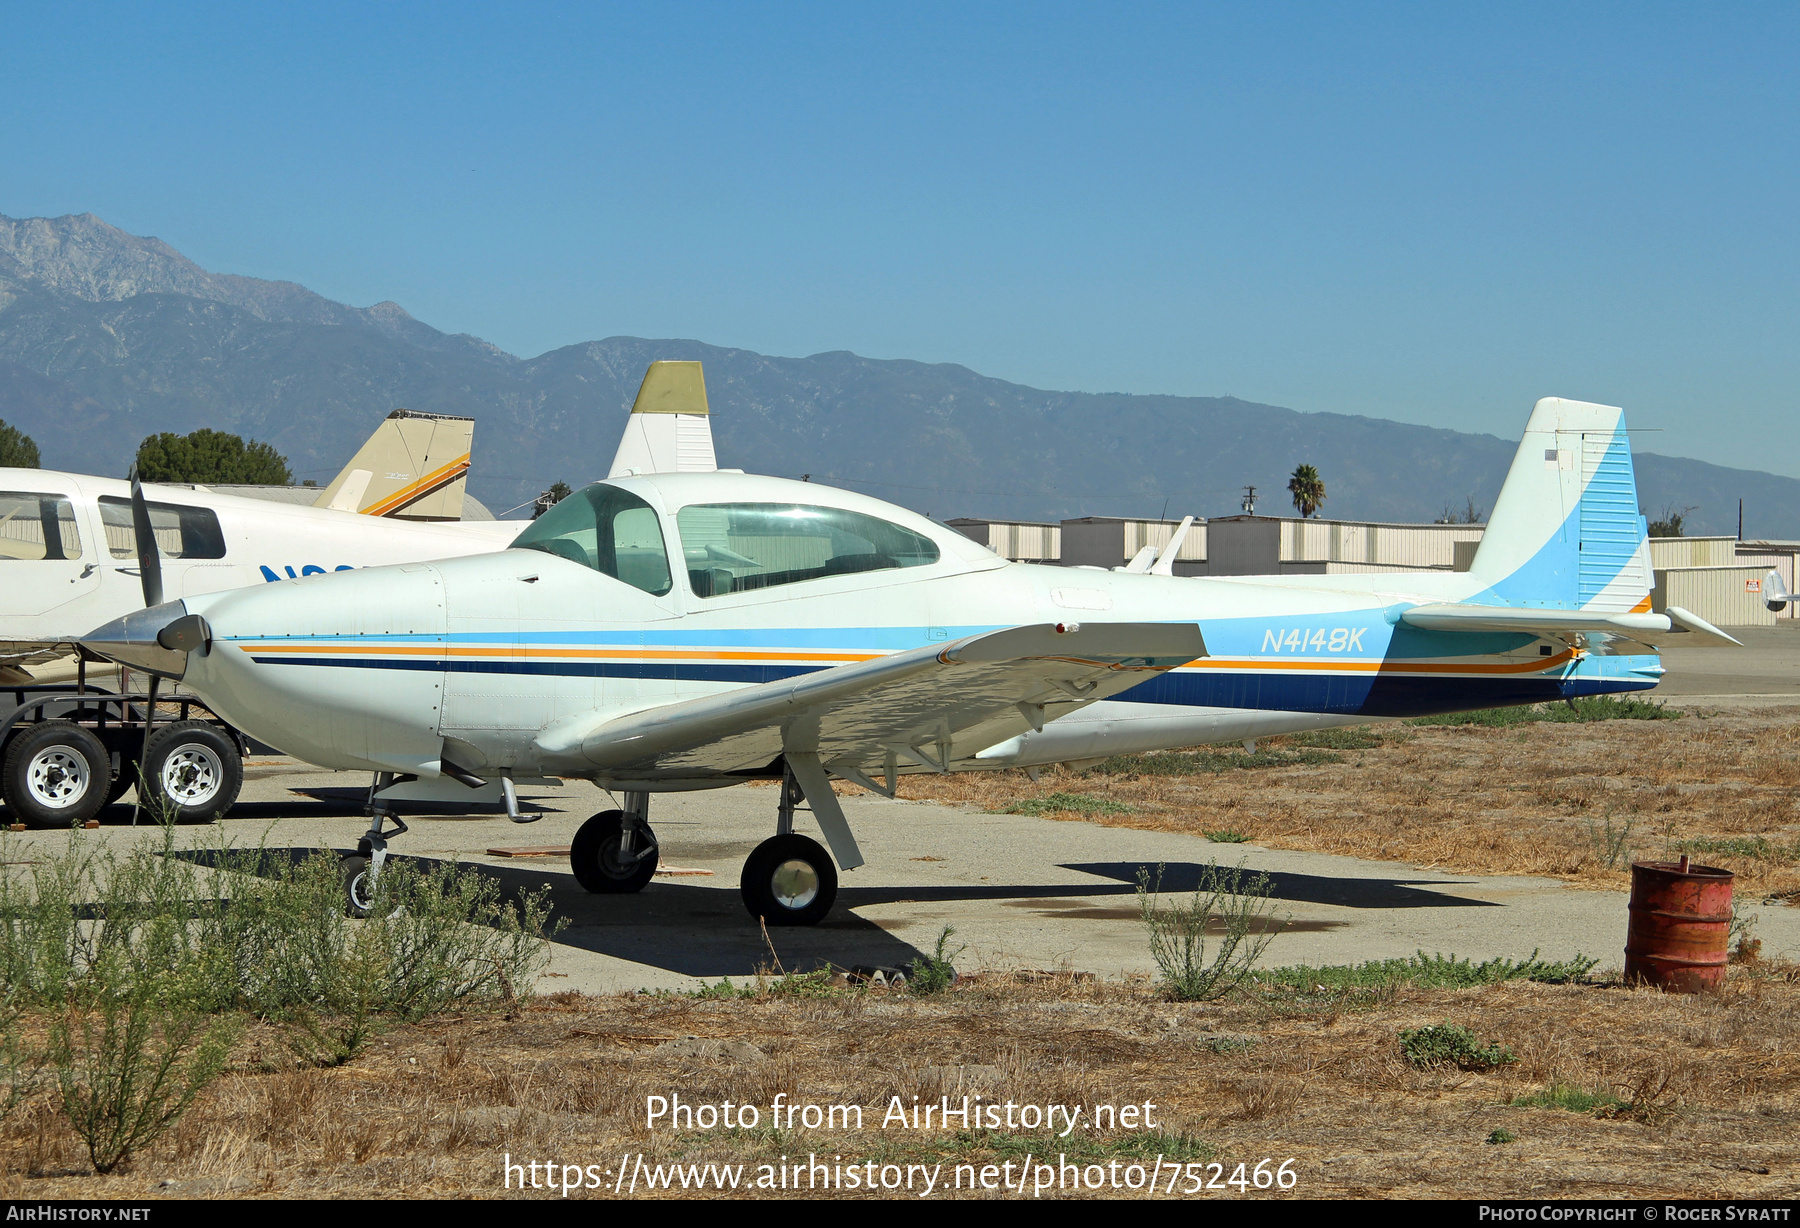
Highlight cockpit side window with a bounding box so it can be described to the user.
[675,503,940,598]
[510,483,673,596]
[0,491,83,561]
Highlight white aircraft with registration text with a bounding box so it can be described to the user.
[80,381,1739,924]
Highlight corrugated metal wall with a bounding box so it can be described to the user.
[1122,520,1206,561]
[1279,519,1483,569]
[1648,537,1736,568]
[1653,566,1778,627]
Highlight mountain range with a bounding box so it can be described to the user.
[1,211,1793,537]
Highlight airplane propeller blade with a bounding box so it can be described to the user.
[129,470,164,609]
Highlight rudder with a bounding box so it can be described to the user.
[1467,397,1652,612]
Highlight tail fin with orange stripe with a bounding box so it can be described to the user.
[312,409,475,521]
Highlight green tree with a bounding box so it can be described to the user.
[532,480,573,520]
[0,418,40,468]
[1287,463,1326,519]
[1646,504,1695,538]
[134,429,292,485]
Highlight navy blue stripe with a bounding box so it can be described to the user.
[252,654,1653,717]
[1114,670,1654,718]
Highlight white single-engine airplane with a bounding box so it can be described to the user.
[81,393,1737,923]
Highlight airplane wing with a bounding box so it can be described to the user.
[1399,603,1741,648]
[532,621,1206,782]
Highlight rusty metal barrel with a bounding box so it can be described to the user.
[1624,855,1734,992]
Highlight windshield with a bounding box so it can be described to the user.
[510,484,673,596]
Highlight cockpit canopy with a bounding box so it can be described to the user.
[510,481,944,598]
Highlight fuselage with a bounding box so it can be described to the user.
[166,472,1660,784]
[0,467,518,653]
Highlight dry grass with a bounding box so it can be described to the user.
[887,707,1800,902]
[3,964,1798,1199]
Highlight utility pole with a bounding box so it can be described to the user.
[1241,486,1258,515]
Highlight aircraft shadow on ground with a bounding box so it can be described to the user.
[172,846,933,977]
[162,845,1497,979]
[1060,862,1500,909]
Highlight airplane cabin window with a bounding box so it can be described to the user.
[675,503,939,597]
[96,497,227,560]
[509,484,673,596]
[0,492,83,561]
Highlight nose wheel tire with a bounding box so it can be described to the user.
[570,810,659,893]
[741,833,837,927]
[2,721,109,829]
[140,721,242,823]
[340,855,374,918]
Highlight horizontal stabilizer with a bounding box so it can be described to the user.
[534,621,1206,779]
[1401,602,1740,647]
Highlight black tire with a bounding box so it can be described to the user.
[340,855,373,918]
[2,721,109,828]
[740,833,837,927]
[140,721,242,823]
[570,810,658,893]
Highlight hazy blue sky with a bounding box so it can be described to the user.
[5,2,1797,475]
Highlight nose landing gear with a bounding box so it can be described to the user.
[341,772,410,918]
[570,791,658,893]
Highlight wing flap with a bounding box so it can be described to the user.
[534,621,1205,779]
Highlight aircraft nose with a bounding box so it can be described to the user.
[79,600,208,680]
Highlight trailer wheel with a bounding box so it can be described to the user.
[3,721,110,828]
[141,721,243,823]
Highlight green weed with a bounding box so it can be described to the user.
[1252,950,1597,997]
[907,925,965,995]
[1398,1022,1516,1071]
[1089,749,1343,777]
[1408,695,1678,727]
[1137,862,1284,1002]
[1004,792,1135,816]
[1485,1128,1516,1145]
[1286,727,1388,750]
[1510,1082,1624,1114]
[1677,837,1799,864]
[1204,830,1251,844]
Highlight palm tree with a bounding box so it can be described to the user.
[1287,464,1326,519]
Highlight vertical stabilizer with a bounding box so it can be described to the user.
[1467,397,1652,611]
[313,410,475,520]
[607,361,718,478]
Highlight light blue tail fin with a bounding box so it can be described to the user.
[1467,397,1653,612]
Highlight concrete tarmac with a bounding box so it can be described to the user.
[10,758,1795,995]
[1657,623,1800,703]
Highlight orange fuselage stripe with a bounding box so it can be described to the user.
[235,644,1579,676]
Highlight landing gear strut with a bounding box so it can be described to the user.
[341,772,410,918]
[571,791,658,893]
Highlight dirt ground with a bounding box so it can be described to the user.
[4,705,1799,1200]
[3,965,1797,1200]
[892,703,1800,906]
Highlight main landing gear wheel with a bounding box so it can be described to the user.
[741,833,837,927]
[570,809,658,893]
[140,721,242,823]
[3,721,109,829]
